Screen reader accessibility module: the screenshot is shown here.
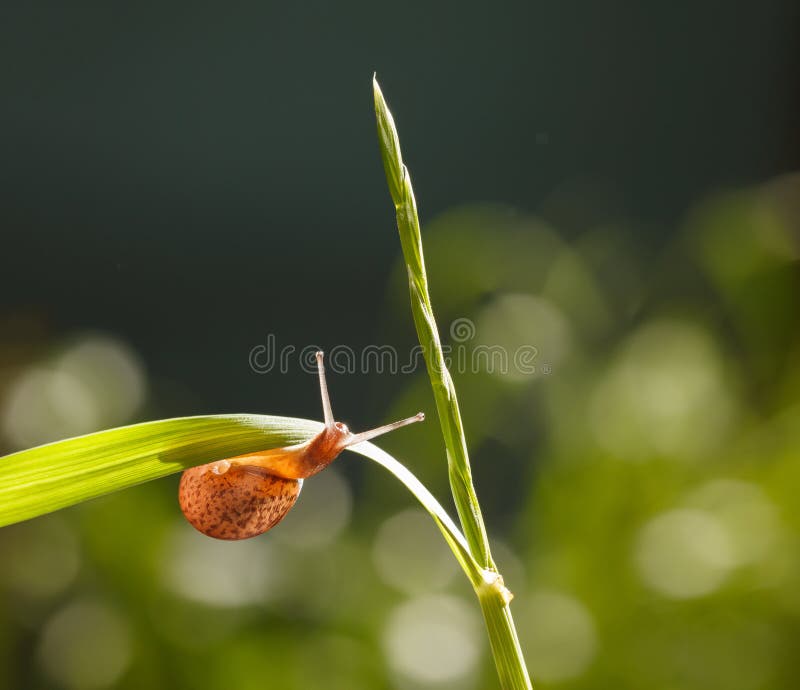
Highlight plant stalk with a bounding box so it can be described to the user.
[373,75,533,689]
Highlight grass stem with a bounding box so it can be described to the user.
[373,75,533,690]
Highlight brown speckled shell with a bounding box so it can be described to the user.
[179,463,302,540]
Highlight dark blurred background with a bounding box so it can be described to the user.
[1,2,799,689]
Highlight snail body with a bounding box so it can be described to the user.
[179,352,423,540]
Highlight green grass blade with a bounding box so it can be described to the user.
[374,76,534,689]
[349,441,483,587]
[0,415,481,586]
[373,75,493,570]
[0,414,320,527]
[478,590,534,689]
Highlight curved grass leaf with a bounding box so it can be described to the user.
[348,441,482,587]
[0,414,320,528]
[0,414,482,583]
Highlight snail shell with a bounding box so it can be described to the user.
[179,461,301,540]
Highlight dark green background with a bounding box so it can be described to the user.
[2,2,797,417]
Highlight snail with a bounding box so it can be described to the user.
[179,351,424,540]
